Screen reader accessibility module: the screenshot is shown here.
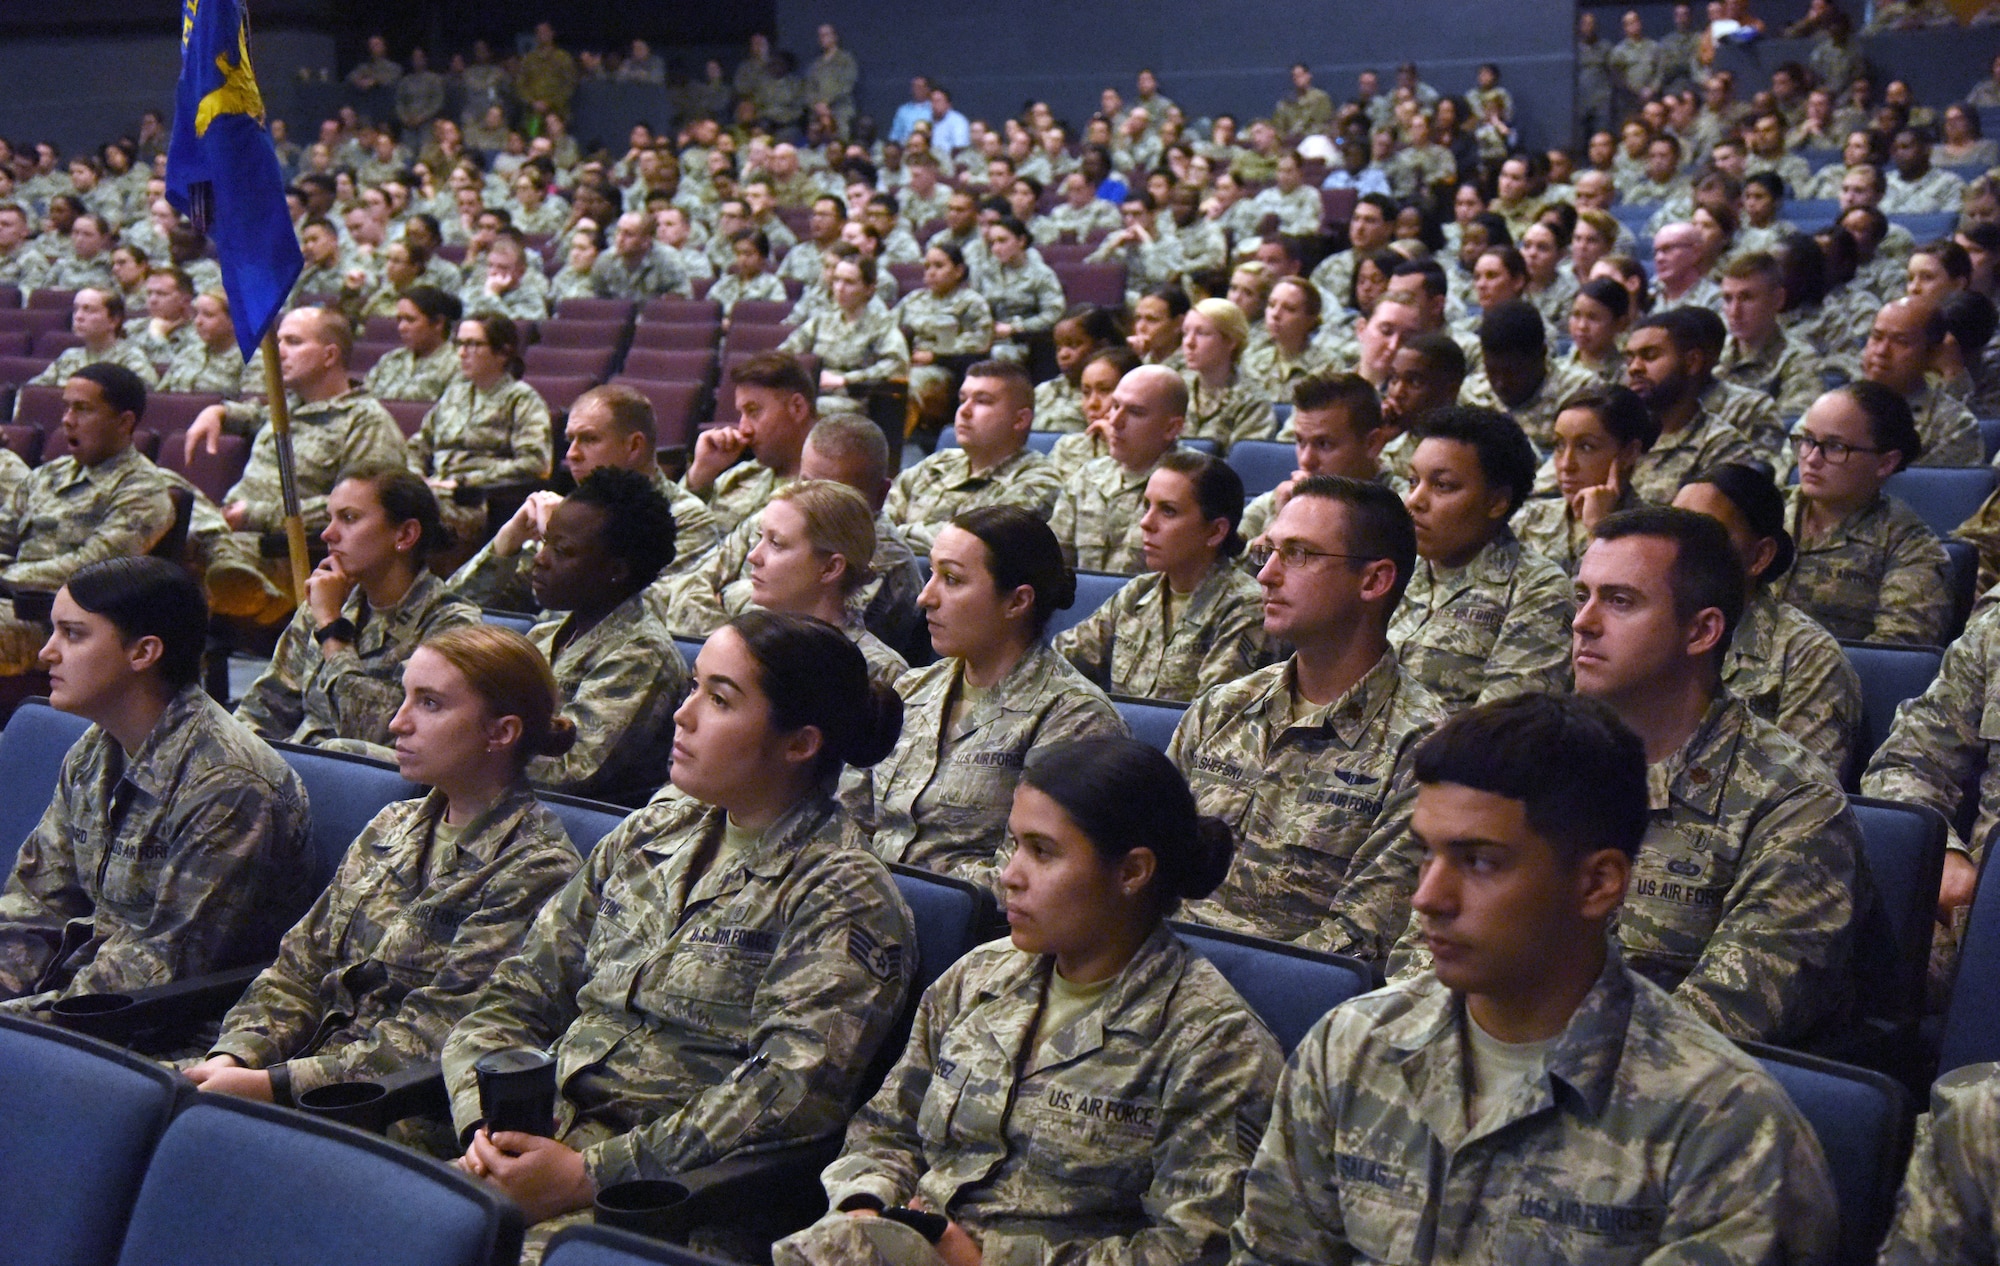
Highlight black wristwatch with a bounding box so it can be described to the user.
[314,617,359,647]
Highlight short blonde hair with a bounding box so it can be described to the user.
[1191,297,1250,358]
[769,479,876,594]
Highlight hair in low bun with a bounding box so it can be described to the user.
[727,609,906,780]
[952,505,1074,638]
[532,713,580,759]
[1182,815,1238,903]
[1022,737,1232,915]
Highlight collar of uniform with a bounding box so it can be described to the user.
[1267,645,1403,746]
[1387,944,1635,1131]
[1028,923,1188,1072]
[951,641,1065,734]
[945,443,1036,488]
[1723,331,1782,372]
[1418,528,1521,602]
[1730,588,1782,664]
[419,340,457,371]
[533,587,651,668]
[1646,693,1742,817]
[293,386,364,421]
[340,568,448,636]
[401,783,542,872]
[1132,560,1235,622]
[53,443,142,490]
[1786,485,1884,550]
[116,683,221,801]
[1653,406,1723,453]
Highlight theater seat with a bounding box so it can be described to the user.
[271,741,421,889]
[1169,922,1373,1055]
[1883,466,1995,539]
[545,1225,725,1266]
[540,790,630,860]
[112,1095,522,1266]
[1226,439,1297,499]
[0,697,91,874]
[1044,570,1128,641]
[1939,836,2000,1075]
[1841,641,1943,776]
[1113,695,1187,754]
[1832,798,1947,1067]
[1740,1041,1911,1266]
[0,1014,185,1266]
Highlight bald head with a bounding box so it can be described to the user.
[1652,222,1703,291]
[1107,365,1188,471]
[1862,296,1940,394]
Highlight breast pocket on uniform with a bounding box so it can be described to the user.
[915,1055,972,1149]
[934,744,1028,811]
[640,919,775,1032]
[1334,1152,1423,1265]
[1626,821,1738,967]
[1021,1078,1161,1195]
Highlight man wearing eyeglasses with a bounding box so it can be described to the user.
[1861,297,1982,467]
[1167,475,1446,960]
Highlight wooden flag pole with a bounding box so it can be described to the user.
[258,328,310,601]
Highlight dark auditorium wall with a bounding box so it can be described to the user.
[774,0,1578,148]
[0,30,338,157]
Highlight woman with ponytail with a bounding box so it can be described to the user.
[188,624,583,1116]
[778,736,1282,1266]
[444,611,918,1259]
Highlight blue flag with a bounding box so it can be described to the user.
[166,0,302,360]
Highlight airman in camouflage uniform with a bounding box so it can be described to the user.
[689,459,791,538]
[843,644,1127,890]
[1049,453,1161,574]
[1054,563,1267,703]
[589,238,693,300]
[159,341,256,396]
[1778,485,1952,645]
[442,790,916,1256]
[1231,950,1840,1266]
[1038,197,1121,244]
[26,339,159,390]
[1862,600,2000,867]
[1907,382,1983,468]
[1631,409,1759,505]
[365,340,460,403]
[779,926,1281,1266]
[452,471,721,612]
[1725,588,1863,778]
[1387,694,1863,1044]
[1171,650,1445,955]
[236,570,480,749]
[0,441,177,671]
[980,253,1068,363]
[1388,530,1575,711]
[408,377,553,540]
[0,447,28,501]
[525,595,687,803]
[1879,1060,2000,1266]
[0,684,315,1003]
[220,389,412,534]
[707,268,788,317]
[780,302,911,415]
[885,445,1062,557]
[895,284,995,418]
[1184,371,1274,450]
[1462,358,1602,451]
[205,787,580,1104]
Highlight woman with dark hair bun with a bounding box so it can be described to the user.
[777,736,1281,1266]
[1674,463,1863,774]
[846,505,1126,889]
[237,464,480,752]
[409,310,553,543]
[1055,449,1269,702]
[188,625,582,1123]
[445,611,916,1259]
[0,557,314,1008]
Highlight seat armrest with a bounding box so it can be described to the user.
[47,962,265,1046]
